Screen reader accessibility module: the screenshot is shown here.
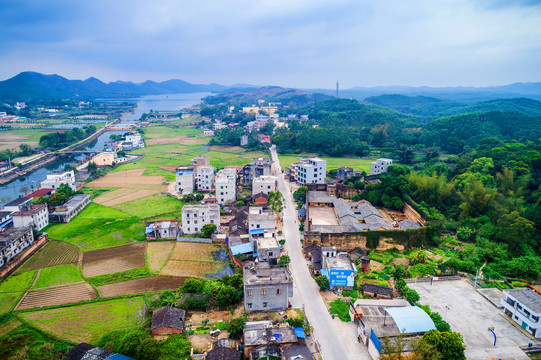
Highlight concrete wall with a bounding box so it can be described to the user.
[244,283,292,311]
[151,326,183,336]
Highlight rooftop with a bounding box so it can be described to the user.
[13,203,47,216]
[399,220,421,229]
[151,306,186,330]
[244,264,292,286]
[183,203,220,212]
[385,306,436,334]
[25,188,54,198]
[324,255,355,271]
[504,289,541,313]
[4,197,32,207]
[283,345,314,360]
[51,194,91,215]
[363,283,394,298]
[0,226,31,243]
[243,321,298,347]
[206,347,241,360]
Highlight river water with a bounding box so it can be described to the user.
[0,92,209,206]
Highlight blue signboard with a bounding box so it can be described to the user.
[329,269,356,287]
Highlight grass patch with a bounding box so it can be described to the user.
[32,265,83,289]
[329,299,351,322]
[279,154,377,173]
[81,186,119,199]
[17,241,80,272]
[0,271,36,293]
[21,297,145,344]
[112,194,184,219]
[0,293,23,314]
[86,267,150,287]
[144,125,203,138]
[46,203,145,251]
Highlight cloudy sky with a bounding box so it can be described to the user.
[0,0,540,88]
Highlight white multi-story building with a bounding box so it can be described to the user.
[196,165,214,192]
[0,227,34,268]
[213,121,227,130]
[215,167,237,205]
[370,158,393,175]
[12,203,49,230]
[248,207,275,233]
[252,175,277,195]
[40,170,76,191]
[501,289,541,338]
[296,157,326,185]
[175,166,195,195]
[181,204,220,235]
[125,133,145,148]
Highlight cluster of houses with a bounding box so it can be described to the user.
[0,170,91,269]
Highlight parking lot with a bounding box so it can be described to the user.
[409,279,532,360]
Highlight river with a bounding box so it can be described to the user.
[0,92,209,206]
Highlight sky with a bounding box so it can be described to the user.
[0,0,540,88]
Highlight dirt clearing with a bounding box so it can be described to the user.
[82,243,146,277]
[16,283,97,310]
[98,276,185,297]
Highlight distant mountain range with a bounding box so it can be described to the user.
[0,72,229,101]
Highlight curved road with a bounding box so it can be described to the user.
[271,148,353,360]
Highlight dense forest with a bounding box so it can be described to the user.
[38,125,97,150]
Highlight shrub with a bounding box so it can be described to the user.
[182,278,204,293]
[214,285,242,307]
[329,299,350,322]
[228,317,246,339]
[315,276,329,291]
[180,294,210,311]
[278,255,291,265]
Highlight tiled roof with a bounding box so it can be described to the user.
[206,347,241,360]
[151,306,185,330]
[363,283,393,298]
[13,204,47,216]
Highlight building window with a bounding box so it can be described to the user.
[263,302,267,308]
[248,290,253,296]
[261,289,267,295]
[276,289,281,295]
[247,303,252,308]
[269,252,273,257]
[210,220,214,224]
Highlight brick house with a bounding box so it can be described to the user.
[151,306,186,336]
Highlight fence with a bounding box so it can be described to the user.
[176,237,212,244]
[405,275,461,283]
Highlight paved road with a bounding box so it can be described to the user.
[271,148,353,360]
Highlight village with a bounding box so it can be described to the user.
[0,98,539,360]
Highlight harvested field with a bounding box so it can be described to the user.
[146,135,207,145]
[159,165,177,172]
[161,260,224,278]
[16,283,97,310]
[147,241,176,273]
[82,243,146,277]
[18,241,80,272]
[209,145,245,152]
[21,297,145,343]
[169,242,224,262]
[88,169,166,186]
[98,276,185,297]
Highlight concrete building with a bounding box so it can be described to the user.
[0,227,33,268]
[125,133,144,148]
[255,236,280,265]
[501,288,541,338]
[192,156,210,167]
[40,170,76,191]
[322,254,357,290]
[0,211,13,230]
[296,158,326,185]
[12,203,49,230]
[49,194,91,223]
[244,262,293,311]
[243,321,297,359]
[337,167,354,180]
[248,207,275,232]
[242,157,273,185]
[175,165,195,195]
[252,175,277,195]
[215,167,237,205]
[213,121,227,130]
[145,221,180,240]
[181,204,220,235]
[203,129,215,136]
[197,165,214,192]
[240,134,249,147]
[65,343,135,360]
[370,158,393,175]
[2,197,33,213]
[91,152,115,166]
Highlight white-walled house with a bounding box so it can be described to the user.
[370,158,393,175]
[252,175,277,195]
[215,167,237,205]
[296,157,326,185]
[40,170,76,191]
[181,204,220,235]
[12,203,49,230]
[196,165,214,192]
[175,166,195,195]
[501,288,541,338]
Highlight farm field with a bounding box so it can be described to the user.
[46,203,145,250]
[32,265,84,289]
[21,297,145,343]
[160,242,231,278]
[17,241,80,272]
[98,276,185,297]
[0,271,36,314]
[279,154,377,173]
[0,292,23,314]
[82,243,146,277]
[147,241,176,273]
[112,193,184,219]
[161,260,225,278]
[169,242,224,261]
[16,282,97,310]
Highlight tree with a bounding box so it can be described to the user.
[353,180,365,190]
[214,285,242,307]
[228,317,246,338]
[200,224,217,238]
[137,338,160,360]
[278,255,290,265]
[293,186,308,202]
[87,161,98,176]
[119,331,147,358]
[405,288,420,304]
[399,145,415,164]
[418,330,466,360]
[315,275,329,291]
[182,278,204,293]
[267,190,284,213]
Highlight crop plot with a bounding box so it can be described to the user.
[82,243,146,277]
[161,261,225,278]
[98,276,185,297]
[147,241,176,273]
[32,265,84,289]
[16,282,97,310]
[20,297,145,343]
[18,241,80,272]
[160,242,232,278]
[169,242,222,261]
[0,270,36,314]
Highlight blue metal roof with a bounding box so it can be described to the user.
[250,228,265,234]
[176,170,194,175]
[145,223,154,234]
[385,306,436,334]
[321,268,328,278]
[298,208,306,216]
[109,354,136,360]
[230,242,253,255]
[294,327,305,339]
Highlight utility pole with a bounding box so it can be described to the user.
[336,81,339,98]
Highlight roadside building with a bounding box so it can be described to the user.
[12,203,49,230]
[3,197,33,212]
[243,321,297,358]
[0,226,33,268]
[295,158,326,185]
[40,170,76,191]
[91,152,115,166]
[244,262,293,311]
[501,288,541,338]
[215,167,237,205]
[283,345,314,360]
[181,204,220,235]
[145,221,180,240]
[250,192,268,205]
[65,343,135,360]
[255,236,280,265]
[49,194,91,223]
[248,207,275,233]
[205,346,241,360]
[252,175,277,195]
[370,158,393,175]
[175,165,195,195]
[125,133,145,148]
[151,306,186,336]
[197,165,214,192]
[24,188,55,201]
[363,283,394,299]
[242,157,273,185]
[0,211,13,230]
[322,254,357,290]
